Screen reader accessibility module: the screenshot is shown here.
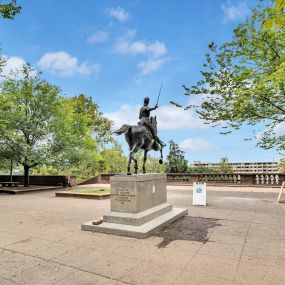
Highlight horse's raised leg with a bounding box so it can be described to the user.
[143,150,148,173]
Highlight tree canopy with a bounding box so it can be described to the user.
[176,1,285,152]
[0,65,63,185]
[264,0,285,29]
[165,140,188,173]
[0,0,21,19]
[0,65,114,185]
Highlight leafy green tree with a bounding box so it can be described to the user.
[165,140,188,173]
[0,0,21,19]
[264,0,285,29]
[176,2,285,152]
[66,94,112,147]
[99,142,128,174]
[31,94,113,183]
[0,65,63,186]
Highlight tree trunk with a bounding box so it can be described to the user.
[10,158,13,182]
[24,164,30,187]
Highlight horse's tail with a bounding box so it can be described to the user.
[113,124,130,135]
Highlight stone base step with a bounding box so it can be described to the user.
[81,207,188,239]
[103,203,173,226]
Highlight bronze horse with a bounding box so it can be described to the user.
[114,117,163,175]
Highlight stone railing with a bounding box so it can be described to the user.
[80,173,285,186]
[166,173,285,186]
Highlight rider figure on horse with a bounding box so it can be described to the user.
[139,97,166,148]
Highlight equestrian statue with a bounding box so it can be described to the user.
[114,84,166,175]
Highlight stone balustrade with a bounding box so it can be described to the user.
[80,173,285,186]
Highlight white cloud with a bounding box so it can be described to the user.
[114,39,167,58]
[1,56,37,79]
[138,58,166,75]
[108,7,129,22]
[38,51,100,77]
[221,1,250,22]
[179,137,217,152]
[114,38,168,75]
[105,103,207,131]
[1,56,26,77]
[87,31,109,44]
[148,41,167,57]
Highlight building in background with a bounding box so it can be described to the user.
[192,157,280,173]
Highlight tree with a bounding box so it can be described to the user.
[264,0,285,29]
[65,94,112,147]
[165,140,188,173]
[0,65,64,186]
[176,2,285,152]
[0,0,21,20]
[99,142,128,174]
[31,93,114,183]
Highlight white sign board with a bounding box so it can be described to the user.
[193,182,207,206]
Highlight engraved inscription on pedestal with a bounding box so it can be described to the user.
[111,181,137,213]
[114,186,135,204]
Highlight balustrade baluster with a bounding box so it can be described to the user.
[275,175,279,185]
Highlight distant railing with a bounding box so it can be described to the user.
[167,173,285,186]
[80,173,285,186]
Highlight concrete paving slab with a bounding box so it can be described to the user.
[0,231,33,247]
[244,236,285,252]
[6,238,76,260]
[53,270,126,285]
[51,247,104,269]
[10,261,76,285]
[119,259,184,285]
[217,220,250,236]
[241,245,285,268]
[185,255,239,280]
[236,261,285,285]
[208,231,246,246]
[81,252,141,280]
[146,239,202,265]
[198,241,244,261]
[0,250,42,279]
[174,270,234,285]
[247,223,284,239]
[252,213,281,225]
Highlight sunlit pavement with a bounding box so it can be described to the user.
[0,185,285,285]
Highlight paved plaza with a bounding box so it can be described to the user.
[1,185,285,284]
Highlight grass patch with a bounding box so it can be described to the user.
[73,188,110,195]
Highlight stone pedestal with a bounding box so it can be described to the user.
[81,174,187,238]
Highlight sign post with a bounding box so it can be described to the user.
[193,182,207,206]
[277,181,285,203]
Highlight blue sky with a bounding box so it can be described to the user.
[0,0,279,163]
